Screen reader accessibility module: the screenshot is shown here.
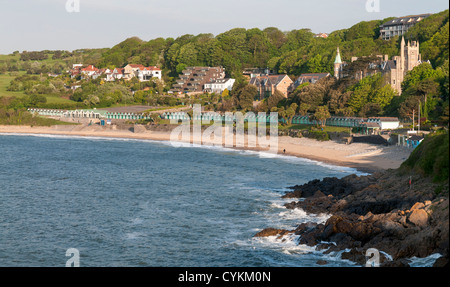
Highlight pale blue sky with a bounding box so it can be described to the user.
[0,0,448,54]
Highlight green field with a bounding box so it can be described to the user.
[0,73,27,98]
[0,72,76,105]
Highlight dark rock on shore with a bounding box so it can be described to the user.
[256,169,449,267]
[254,228,293,239]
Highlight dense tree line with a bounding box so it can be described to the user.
[20,51,48,61]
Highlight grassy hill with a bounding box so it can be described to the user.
[401,131,449,183]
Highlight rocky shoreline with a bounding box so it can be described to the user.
[255,170,449,267]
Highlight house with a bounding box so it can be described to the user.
[106,68,125,81]
[80,65,100,79]
[291,73,330,91]
[123,64,162,81]
[70,64,83,79]
[379,14,431,40]
[314,33,329,38]
[138,66,162,81]
[368,117,401,130]
[242,68,275,80]
[171,66,226,94]
[249,74,293,100]
[204,78,235,94]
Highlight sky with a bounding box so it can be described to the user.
[0,0,448,54]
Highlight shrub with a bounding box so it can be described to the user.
[307,130,330,141]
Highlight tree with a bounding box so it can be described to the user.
[371,84,397,109]
[399,95,421,120]
[313,106,331,127]
[336,107,354,117]
[267,90,285,110]
[237,85,257,111]
[299,103,311,116]
[359,102,382,117]
[286,103,298,124]
[278,104,299,125]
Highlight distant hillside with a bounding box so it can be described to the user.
[1,9,448,83]
[406,9,449,67]
[86,10,448,82]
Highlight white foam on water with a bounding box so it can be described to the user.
[131,218,143,225]
[278,208,330,225]
[408,253,442,267]
[252,234,317,255]
[125,232,145,240]
[380,250,393,261]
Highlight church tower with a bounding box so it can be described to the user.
[405,40,421,71]
[334,47,343,80]
[400,36,405,73]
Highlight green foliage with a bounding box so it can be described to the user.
[267,90,285,110]
[401,131,449,182]
[406,10,449,67]
[0,96,74,126]
[20,51,48,61]
[313,105,331,127]
[236,85,257,111]
[398,62,446,120]
[308,130,330,141]
[347,73,397,116]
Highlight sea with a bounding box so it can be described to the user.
[0,134,439,267]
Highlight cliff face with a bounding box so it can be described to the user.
[256,132,449,267]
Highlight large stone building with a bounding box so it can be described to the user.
[382,36,422,93]
[379,14,431,40]
[249,74,293,100]
[333,36,425,94]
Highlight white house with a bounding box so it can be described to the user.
[124,64,162,81]
[80,65,99,78]
[106,68,125,81]
[204,78,235,94]
[138,66,162,81]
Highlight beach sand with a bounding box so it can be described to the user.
[0,124,412,173]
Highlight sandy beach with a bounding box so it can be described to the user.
[0,124,413,173]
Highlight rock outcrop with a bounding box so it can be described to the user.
[256,169,449,267]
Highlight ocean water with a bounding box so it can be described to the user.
[0,133,364,267]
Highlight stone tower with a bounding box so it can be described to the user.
[405,40,421,71]
[387,36,422,94]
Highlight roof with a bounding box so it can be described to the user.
[314,33,329,38]
[142,66,161,71]
[373,117,400,122]
[335,47,342,64]
[127,64,145,69]
[81,65,98,72]
[380,14,432,27]
[383,60,397,71]
[409,135,424,141]
[363,122,381,128]
[205,78,234,84]
[296,73,330,84]
[249,74,291,87]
